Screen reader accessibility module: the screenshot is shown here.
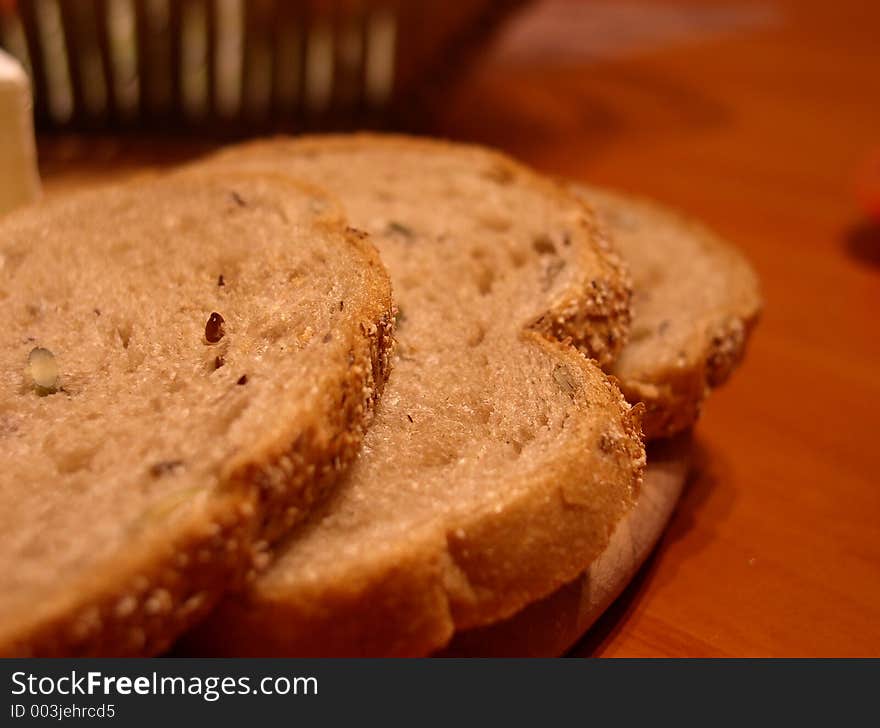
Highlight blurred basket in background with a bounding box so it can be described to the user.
[0,0,528,133]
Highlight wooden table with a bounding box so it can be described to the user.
[37,0,879,656]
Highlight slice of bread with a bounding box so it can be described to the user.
[576,186,762,439]
[0,170,394,656]
[441,434,690,656]
[182,134,645,656]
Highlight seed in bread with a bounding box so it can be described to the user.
[575,185,762,439]
[182,134,644,657]
[26,347,59,395]
[0,170,394,656]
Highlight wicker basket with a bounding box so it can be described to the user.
[0,0,528,133]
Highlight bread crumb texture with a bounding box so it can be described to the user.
[576,185,762,439]
[183,134,645,656]
[0,170,394,655]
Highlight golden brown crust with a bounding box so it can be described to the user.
[529,218,632,369]
[440,433,691,657]
[186,355,645,657]
[190,344,644,657]
[189,537,455,658]
[0,171,394,656]
[573,185,762,439]
[179,134,644,657]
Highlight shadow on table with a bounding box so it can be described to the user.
[843,218,880,269]
[572,437,737,656]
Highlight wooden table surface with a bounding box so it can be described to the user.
[36,0,879,657]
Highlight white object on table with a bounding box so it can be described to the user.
[0,49,41,217]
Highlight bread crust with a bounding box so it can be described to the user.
[574,186,762,439]
[188,341,644,657]
[180,134,645,657]
[0,171,394,656]
[440,433,691,656]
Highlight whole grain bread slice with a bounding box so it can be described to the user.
[575,185,762,438]
[441,433,691,656]
[181,134,645,657]
[0,170,394,656]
